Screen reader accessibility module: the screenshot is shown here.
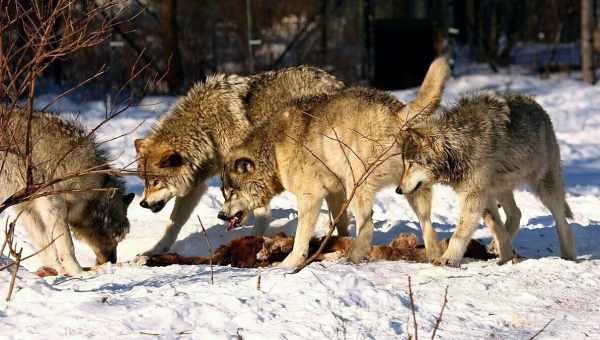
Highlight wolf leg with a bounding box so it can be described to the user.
[279,192,325,268]
[252,205,271,236]
[142,183,207,256]
[405,187,441,260]
[497,191,522,239]
[325,190,350,237]
[531,173,576,260]
[434,191,485,267]
[347,189,376,263]
[482,198,514,264]
[37,197,83,276]
[488,191,522,255]
[19,206,63,272]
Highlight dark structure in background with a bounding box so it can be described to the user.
[372,19,435,89]
[30,0,598,96]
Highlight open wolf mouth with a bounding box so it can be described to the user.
[227,211,245,231]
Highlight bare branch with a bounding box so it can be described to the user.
[528,319,554,340]
[430,286,448,340]
[408,276,418,340]
[5,247,21,301]
[197,215,214,285]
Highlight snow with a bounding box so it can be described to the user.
[2,69,600,339]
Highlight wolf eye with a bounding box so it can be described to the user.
[152,179,161,187]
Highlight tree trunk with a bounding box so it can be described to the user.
[581,0,595,84]
[161,0,184,93]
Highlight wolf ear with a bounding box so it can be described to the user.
[234,157,255,174]
[159,150,183,168]
[402,57,450,122]
[122,193,135,207]
[134,139,145,152]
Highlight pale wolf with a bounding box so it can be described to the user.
[396,91,577,266]
[135,66,347,256]
[0,107,134,275]
[219,59,450,267]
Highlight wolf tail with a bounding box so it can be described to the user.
[400,57,450,122]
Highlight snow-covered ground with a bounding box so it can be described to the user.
[2,69,600,339]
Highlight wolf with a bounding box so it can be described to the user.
[396,91,577,267]
[134,66,348,256]
[0,107,134,275]
[218,58,451,267]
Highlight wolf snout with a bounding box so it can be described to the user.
[140,199,166,213]
[217,211,230,221]
[396,181,422,195]
[108,249,117,264]
[96,248,117,265]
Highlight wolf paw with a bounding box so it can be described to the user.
[497,250,523,265]
[59,260,84,277]
[133,255,150,266]
[348,243,371,264]
[432,256,461,268]
[278,252,307,268]
[140,246,170,257]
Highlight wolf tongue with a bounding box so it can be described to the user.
[227,216,239,231]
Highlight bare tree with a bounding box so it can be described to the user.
[160,0,183,93]
[581,0,596,84]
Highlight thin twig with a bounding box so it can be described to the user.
[408,276,418,340]
[430,286,448,340]
[6,247,22,301]
[139,331,161,336]
[528,319,554,340]
[197,215,214,285]
[0,219,9,256]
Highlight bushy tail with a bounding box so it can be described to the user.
[401,57,451,122]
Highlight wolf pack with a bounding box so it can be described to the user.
[0,58,577,276]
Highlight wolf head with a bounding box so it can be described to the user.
[135,75,250,212]
[134,138,203,212]
[396,129,437,194]
[218,140,283,230]
[396,57,451,195]
[71,177,134,265]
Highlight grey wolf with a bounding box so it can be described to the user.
[134,66,347,256]
[396,91,577,266]
[219,58,450,267]
[0,107,134,275]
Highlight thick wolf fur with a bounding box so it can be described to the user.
[0,107,134,275]
[397,92,576,266]
[220,59,451,268]
[134,66,346,255]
